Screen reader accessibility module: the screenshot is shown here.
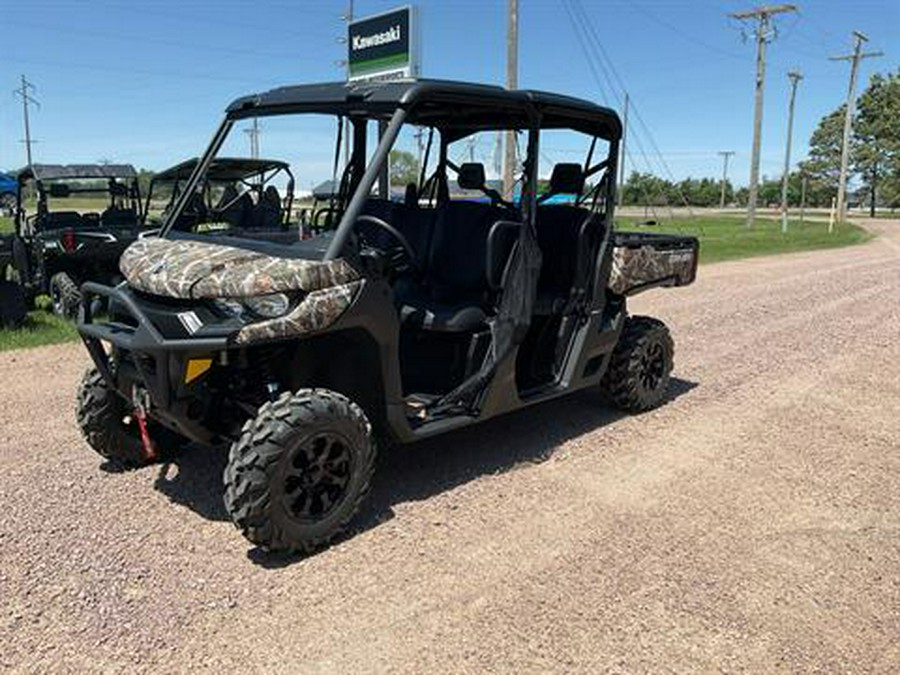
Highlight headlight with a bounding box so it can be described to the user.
[213,293,292,321]
[243,293,291,319]
[213,298,246,319]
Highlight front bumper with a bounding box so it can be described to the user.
[78,282,233,443]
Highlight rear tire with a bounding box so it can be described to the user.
[603,315,674,413]
[49,272,81,319]
[76,367,185,469]
[0,280,27,328]
[223,389,376,553]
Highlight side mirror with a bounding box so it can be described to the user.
[486,220,522,289]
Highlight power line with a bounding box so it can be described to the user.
[6,17,320,63]
[568,0,694,217]
[728,4,797,229]
[562,0,662,217]
[830,31,882,223]
[14,75,40,167]
[629,1,743,61]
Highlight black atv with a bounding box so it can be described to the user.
[12,164,150,318]
[76,80,698,553]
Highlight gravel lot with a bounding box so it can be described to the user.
[2,219,898,673]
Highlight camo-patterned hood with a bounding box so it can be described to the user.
[120,238,359,299]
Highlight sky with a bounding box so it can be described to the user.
[0,0,897,187]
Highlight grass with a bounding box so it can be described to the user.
[616,215,872,264]
[0,216,12,234]
[0,308,79,352]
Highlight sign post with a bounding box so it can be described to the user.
[347,6,419,82]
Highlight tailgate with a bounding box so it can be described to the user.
[608,231,699,296]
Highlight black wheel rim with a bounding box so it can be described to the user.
[282,433,353,523]
[639,342,666,392]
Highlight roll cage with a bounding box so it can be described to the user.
[145,157,295,230]
[157,79,622,258]
[16,164,142,236]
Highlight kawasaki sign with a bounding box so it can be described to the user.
[348,6,420,82]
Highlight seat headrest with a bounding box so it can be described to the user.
[549,163,585,195]
[457,163,486,191]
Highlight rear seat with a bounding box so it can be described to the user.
[534,163,602,313]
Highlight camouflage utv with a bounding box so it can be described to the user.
[76,80,698,553]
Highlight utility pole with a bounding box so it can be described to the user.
[617,92,629,207]
[14,75,40,167]
[340,0,355,167]
[503,0,518,201]
[244,118,260,159]
[729,4,797,228]
[718,150,735,209]
[830,31,882,223]
[780,70,802,232]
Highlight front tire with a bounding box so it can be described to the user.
[603,316,674,413]
[76,367,184,468]
[49,271,81,319]
[223,389,376,553]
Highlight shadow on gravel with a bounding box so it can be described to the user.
[150,377,697,566]
[153,445,230,522]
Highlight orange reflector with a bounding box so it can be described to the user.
[184,358,212,384]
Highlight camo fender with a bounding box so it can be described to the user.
[608,245,696,295]
[235,281,361,344]
[120,238,359,299]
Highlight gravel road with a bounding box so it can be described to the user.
[2,220,898,673]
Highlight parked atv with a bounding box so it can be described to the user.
[12,164,150,318]
[76,80,698,553]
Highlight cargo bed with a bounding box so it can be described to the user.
[608,231,699,296]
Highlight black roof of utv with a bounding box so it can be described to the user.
[226,79,622,141]
[153,157,289,182]
[19,164,137,182]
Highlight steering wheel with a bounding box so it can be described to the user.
[352,214,421,276]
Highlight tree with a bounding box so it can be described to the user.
[389,150,418,187]
[801,69,900,216]
[800,105,845,203]
[854,70,900,216]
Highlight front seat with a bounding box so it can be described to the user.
[397,164,511,333]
